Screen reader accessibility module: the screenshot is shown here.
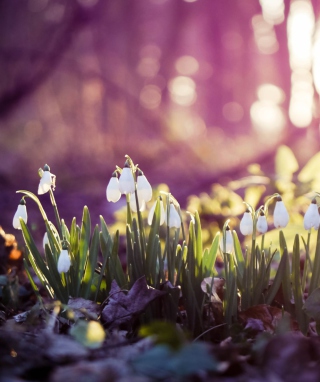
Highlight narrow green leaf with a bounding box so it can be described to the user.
[80,225,100,299]
[76,206,91,295]
[232,231,244,279]
[202,232,220,278]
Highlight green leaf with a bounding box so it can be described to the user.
[132,343,217,378]
[275,145,299,181]
[202,232,220,278]
[76,206,91,295]
[80,225,100,299]
[265,249,288,305]
[20,219,57,300]
[309,228,320,295]
[70,320,106,349]
[298,151,320,183]
[292,234,308,333]
[146,199,160,283]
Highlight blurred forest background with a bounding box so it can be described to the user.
[1,0,320,237]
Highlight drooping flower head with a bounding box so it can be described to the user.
[240,209,253,236]
[43,232,50,251]
[13,199,27,230]
[106,171,121,202]
[304,198,320,230]
[224,225,234,253]
[118,160,135,195]
[148,196,165,225]
[136,170,152,203]
[167,202,181,229]
[130,192,146,213]
[38,164,56,195]
[257,208,268,234]
[57,244,71,274]
[273,196,289,228]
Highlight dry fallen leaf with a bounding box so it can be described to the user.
[101,276,166,328]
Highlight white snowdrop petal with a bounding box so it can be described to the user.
[38,171,53,195]
[148,201,156,225]
[137,175,152,202]
[273,201,289,228]
[43,232,50,251]
[118,168,135,194]
[13,205,27,230]
[106,177,121,202]
[225,230,234,253]
[57,249,71,273]
[257,216,268,234]
[168,204,181,229]
[303,203,319,230]
[130,193,146,212]
[239,212,253,236]
[148,200,165,225]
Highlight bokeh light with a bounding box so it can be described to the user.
[168,76,197,106]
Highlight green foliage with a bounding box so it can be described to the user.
[18,148,320,339]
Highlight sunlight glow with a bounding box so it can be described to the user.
[175,56,199,76]
[259,0,285,25]
[250,100,285,134]
[257,84,285,104]
[313,21,320,96]
[252,15,279,54]
[287,0,315,128]
[168,76,197,106]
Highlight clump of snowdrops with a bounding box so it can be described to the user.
[13,155,320,337]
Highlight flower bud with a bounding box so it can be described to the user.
[106,172,121,202]
[240,210,253,236]
[222,226,234,253]
[273,197,289,228]
[43,232,50,251]
[57,248,71,273]
[13,199,27,230]
[304,199,320,230]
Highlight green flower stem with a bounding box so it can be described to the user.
[126,194,132,226]
[261,234,265,252]
[302,230,311,292]
[16,190,48,222]
[49,189,62,239]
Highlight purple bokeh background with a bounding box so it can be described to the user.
[1,0,320,240]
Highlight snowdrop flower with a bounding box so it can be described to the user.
[304,199,320,230]
[167,203,181,229]
[221,226,234,253]
[148,197,165,225]
[257,210,268,234]
[13,199,27,230]
[240,210,253,236]
[273,196,289,228]
[38,164,56,195]
[137,170,152,202]
[57,247,71,273]
[118,161,135,195]
[106,172,121,202]
[130,192,146,212]
[43,232,50,251]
